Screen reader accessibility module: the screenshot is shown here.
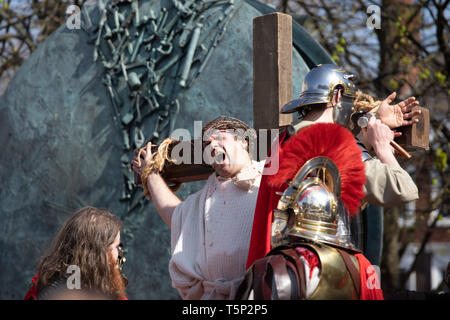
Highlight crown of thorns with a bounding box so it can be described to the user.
[202,115,256,140]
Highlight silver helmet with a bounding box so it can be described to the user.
[271,156,361,252]
[281,64,360,130]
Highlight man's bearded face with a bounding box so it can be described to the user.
[107,250,127,299]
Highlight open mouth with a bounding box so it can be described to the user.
[212,146,228,165]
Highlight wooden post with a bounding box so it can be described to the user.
[253,12,293,157]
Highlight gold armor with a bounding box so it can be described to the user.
[306,243,359,300]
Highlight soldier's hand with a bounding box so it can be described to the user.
[363,116,395,154]
[376,92,421,129]
[131,142,153,176]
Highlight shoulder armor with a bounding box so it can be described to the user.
[303,243,360,300]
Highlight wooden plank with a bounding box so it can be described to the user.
[133,140,214,185]
[395,106,430,151]
[253,12,293,134]
[162,163,214,183]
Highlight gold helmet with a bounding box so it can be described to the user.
[268,123,366,252]
[271,156,359,251]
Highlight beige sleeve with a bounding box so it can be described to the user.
[363,158,419,207]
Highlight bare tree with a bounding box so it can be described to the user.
[0,0,86,93]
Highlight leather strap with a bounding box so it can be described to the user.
[337,249,361,297]
[281,249,307,299]
[234,266,253,300]
[285,259,300,299]
[253,258,272,300]
[268,255,291,300]
[251,246,312,300]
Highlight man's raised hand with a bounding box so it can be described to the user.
[376,92,422,129]
[131,142,153,177]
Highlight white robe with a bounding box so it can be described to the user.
[169,160,265,300]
